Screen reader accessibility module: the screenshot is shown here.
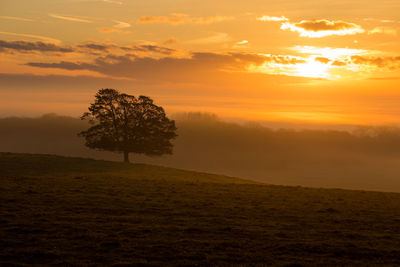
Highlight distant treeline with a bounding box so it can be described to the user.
[1,113,400,191]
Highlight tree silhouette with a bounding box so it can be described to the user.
[79,88,177,163]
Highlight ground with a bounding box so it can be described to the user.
[1,152,400,266]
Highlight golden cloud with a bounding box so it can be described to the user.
[138,16,184,25]
[24,52,269,81]
[48,14,93,23]
[257,16,288,22]
[97,27,131,34]
[368,27,397,35]
[113,20,131,29]
[188,32,231,44]
[281,19,365,38]
[314,57,330,64]
[331,61,347,66]
[164,37,178,44]
[351,55,400,69]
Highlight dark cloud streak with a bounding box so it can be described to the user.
[0,40,73,53]
[24,52,291,80]
[293,20,361,32]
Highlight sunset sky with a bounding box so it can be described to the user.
[1,0,400,125]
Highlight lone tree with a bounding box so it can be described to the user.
[79,88,177,163]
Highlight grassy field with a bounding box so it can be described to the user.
[1,153,400,266]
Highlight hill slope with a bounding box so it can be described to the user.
[1,153,400,266]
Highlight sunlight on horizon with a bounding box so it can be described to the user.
[1,0,400,124]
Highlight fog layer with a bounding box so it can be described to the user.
[1,113,400,192]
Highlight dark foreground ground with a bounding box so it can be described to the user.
[1,153,400,266]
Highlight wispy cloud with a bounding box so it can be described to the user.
[289,45,400,71]
[138,15,185,24]
[0,39,178,57]
[314,57,330,64]
[0,16,34,22]
[368,27,397,35]
[188,32,231,44]
[257,16,288,22]
[291,46,367,58]
[233,40,249,48]
[351,55,400,69]
[77,43,110,51]
[0,31,60,43]
[97,27,131,34]
[191,16,233,24]
[138,14,233,25]
[0,40,73,53]
[281,19,365,38]
[24,51,267,80]
[48,14,93,23]
[236,40,249,45]
[113,20,131,29]
[164,37,178,44]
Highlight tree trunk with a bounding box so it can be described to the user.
[123,151,130,163]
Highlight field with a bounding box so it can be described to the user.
[1,153,400,266]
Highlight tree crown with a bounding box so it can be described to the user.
[79,89,177,157]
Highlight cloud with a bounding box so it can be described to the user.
[188,32,231,44]
[190,16,233,24]
[331,60,347,66]
[25,51,269,81]
[308,55,400,69]
[236,40,249,45]
[0,16,34,22]
[97,27,131,34]
[314,57,330,64]
[0,31,60,44]
[0,40,73,53]
[257,16,288,22]
[23,48,319,83]
[381,19,396,23]
[291,46,367,58]
[350,55,400,69]
[233,40,249,49]
[77,43,110,51]
[26,61,93,70]
[265,55,306,65]
[48,14,93,23]
[0,39,176,57]
[164,37,178,44]
[281,19,365,38]
[137,14,232,25]
[75,42,176,55]
[113,20,131,29]
[368,27,397,35]
[121,44,176,55]
[138,16,185,25]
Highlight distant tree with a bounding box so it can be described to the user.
[79,88,177,163]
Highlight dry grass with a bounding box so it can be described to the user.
[1,152,400,266]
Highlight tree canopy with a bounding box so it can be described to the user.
[79,88,177,162]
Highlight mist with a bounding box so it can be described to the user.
[1,112,400,192]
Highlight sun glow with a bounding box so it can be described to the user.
[291,46,368,59]
[247,56,333,79]
[281,20,365,38]
[294,59,331,78]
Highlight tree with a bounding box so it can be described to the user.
[79,88,177,163]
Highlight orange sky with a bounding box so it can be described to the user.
[1,0,400,125]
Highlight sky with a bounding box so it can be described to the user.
[1,0,400,125]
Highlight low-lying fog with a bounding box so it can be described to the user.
[2,112,400,192]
